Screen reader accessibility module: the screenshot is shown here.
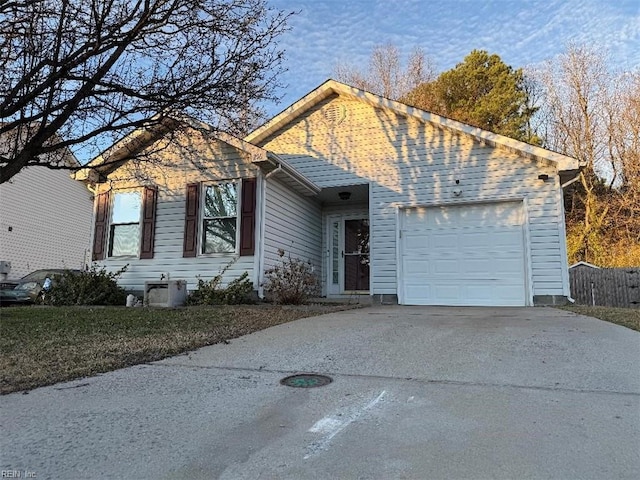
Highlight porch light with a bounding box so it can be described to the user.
[538,174,550,181]
[338,191,351,200]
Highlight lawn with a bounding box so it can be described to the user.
[559,305,640,332]
[0,304,358,394]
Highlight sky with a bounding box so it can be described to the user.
[263,0,640,117]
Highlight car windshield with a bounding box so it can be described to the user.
[20,271,50,282]
[19,270,68,282]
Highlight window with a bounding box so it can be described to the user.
[109,191,142,257]
[201,182,238,254]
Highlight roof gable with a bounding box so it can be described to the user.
[76,117,270,183]
[245,79,581,172]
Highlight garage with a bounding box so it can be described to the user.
[399,201,528,306]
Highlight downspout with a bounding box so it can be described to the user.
[256,171,267,299]
[560,172,582,303]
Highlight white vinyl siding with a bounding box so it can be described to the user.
[260,96,567,299]
[0,166,93,279]
[263,177,322,279]
[96,128,258,292]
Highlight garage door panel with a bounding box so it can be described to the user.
[404,284,432,300]
[430,232,458,250]
[432,258,461,275]
[405,282,525,306]
[465,258,494,275]
[432,284,461,302]
[403,259,431,276]
[403,233,429,250]
[400,202,527,306]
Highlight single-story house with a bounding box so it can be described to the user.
[78,80,582,306]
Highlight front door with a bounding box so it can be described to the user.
[327,216,370,295]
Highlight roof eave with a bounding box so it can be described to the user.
[246,79,581,171]
[253,152,320,196]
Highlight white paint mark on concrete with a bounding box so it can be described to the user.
[308,417,343,434]
[304,390,387,459]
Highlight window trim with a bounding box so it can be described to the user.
[107,189,143,258]
[199,180,241,256]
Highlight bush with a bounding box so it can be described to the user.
[263,250,320,305]
[44,265,128,306]
[186,264,254,305]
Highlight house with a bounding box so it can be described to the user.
[0,136,93,279]
[79,80,582,306]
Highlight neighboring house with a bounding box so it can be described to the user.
[0,140,93,279]
[79,80,582,306]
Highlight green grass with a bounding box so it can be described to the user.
[0,304,356,394]
[559,305,640,332]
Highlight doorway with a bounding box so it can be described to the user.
[327,216,370,295]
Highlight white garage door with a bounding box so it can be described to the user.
[400,202,527,306]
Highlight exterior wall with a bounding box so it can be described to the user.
[262,177,322,290]
[96,128,259,292]
[0,166,93,278]
[258,96,568,299]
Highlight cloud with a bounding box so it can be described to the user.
[266,0,640,116]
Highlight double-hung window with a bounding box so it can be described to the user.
[109,191,142,257]
[201,182,238,254]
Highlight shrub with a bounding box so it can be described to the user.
[263,250,320,305]
[186,263,254,305]
[44,265,128,306]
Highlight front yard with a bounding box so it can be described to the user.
[3,303,636,395]
[0,304,358,394]
[559,305,640,332]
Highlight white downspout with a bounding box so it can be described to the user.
[256,171,268,299]
[560,172,581,303]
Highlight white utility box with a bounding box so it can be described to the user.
[0,261,11,274]
[144,280,187,307]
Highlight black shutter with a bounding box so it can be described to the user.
[239,178,257,256]
[139,186,157,259]
[183,183,200,257]
[92,191,110,261]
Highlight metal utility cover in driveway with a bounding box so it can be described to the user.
[280,374,332,388]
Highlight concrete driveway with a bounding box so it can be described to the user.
[1,306,639,479]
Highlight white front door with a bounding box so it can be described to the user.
[327,215,370,296]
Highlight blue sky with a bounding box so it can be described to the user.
[264,0,640,116]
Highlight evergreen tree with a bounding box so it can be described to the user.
[403,50,538,143]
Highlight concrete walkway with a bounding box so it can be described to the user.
[1,306,639,479]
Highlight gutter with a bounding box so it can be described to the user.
[561,174,582,189]
[264,152,320,195]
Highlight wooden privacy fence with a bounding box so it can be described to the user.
[569,266,640,308]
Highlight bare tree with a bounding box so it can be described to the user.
[0,0,293,184]
[603,72,640,252]
[536,44,640,265]
[334,43,436,100]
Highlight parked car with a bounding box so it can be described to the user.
[0,284,32,305]
[0,269,80,305]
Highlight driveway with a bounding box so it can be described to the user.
[1,306,639,479]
